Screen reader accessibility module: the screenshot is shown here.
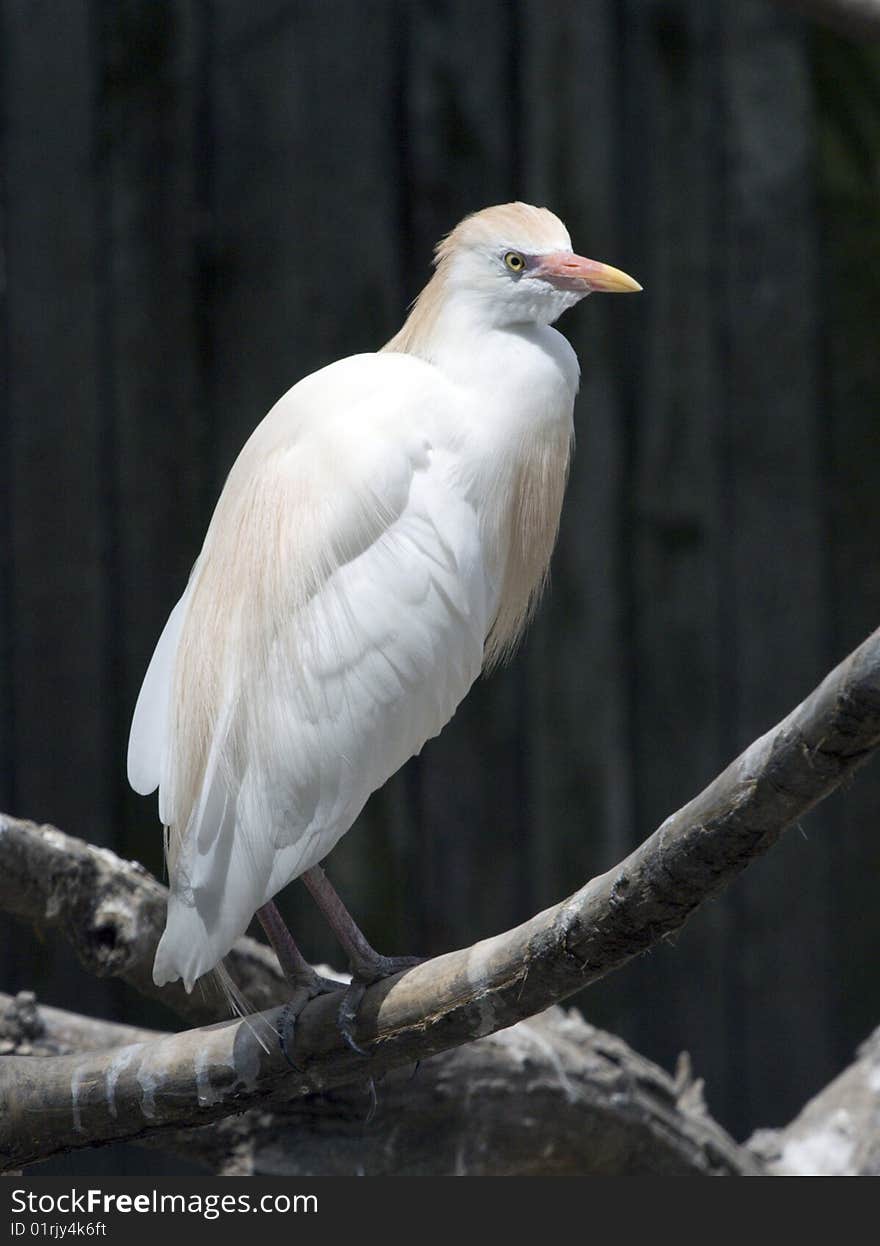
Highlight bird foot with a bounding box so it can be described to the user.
[339,954,424,1057]
[357,953,425,983]
[278,971,343,1069]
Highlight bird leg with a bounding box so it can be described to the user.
[301,865,423,1055]
[301,865,423,981]
[256,900,339,1067]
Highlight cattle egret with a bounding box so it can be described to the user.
[128,201,640,1044]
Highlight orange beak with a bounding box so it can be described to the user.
[537,251,642,294]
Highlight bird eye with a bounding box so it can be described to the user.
[504,251,525,273]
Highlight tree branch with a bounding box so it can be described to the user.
[1,991,758,1176]
[0,990,161,1057]
[0,817,288,1025]
[3,623,880,1169]
[10,987,880,1176]
[749,1025,880,1175]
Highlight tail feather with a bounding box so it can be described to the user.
[211,960,253,1019]
[127,592,190,798]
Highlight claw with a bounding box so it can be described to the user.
[338,980,369,1056]
[278,975,345,1069]
[368,954,424,980]
[278,1002,303,1069]
[336,956,424,1057]
[341,1030,370,1058]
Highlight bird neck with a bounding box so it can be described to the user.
[382,267,580,666]
[383,264,534,368]
[382,266,468,361]
[382,268,576,391]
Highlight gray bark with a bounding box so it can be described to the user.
[0,991,757,1176]
[7,987,880,1176]
[0,817,288,1026]
[749,1026,880,1175]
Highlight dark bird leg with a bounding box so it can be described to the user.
[301,865,422,1054]
[257,899,338,1066]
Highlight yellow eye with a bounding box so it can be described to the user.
[504,251,525,273]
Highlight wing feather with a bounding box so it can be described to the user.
[130,353,492,989]
[127,591,191,800]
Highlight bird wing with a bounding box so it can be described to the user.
[128,352,492,988]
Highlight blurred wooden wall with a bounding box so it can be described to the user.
[2,0,879,1151]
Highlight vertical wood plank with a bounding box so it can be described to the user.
[0,18,11,818]
[594,0,734,1111]
[210,0,403,485]
[719,1,830,1133]
[1,0,116,1024]
[818,33,880,1081]
[96,0,208,887]
[518,0,639,1040]
[4,0,109,836]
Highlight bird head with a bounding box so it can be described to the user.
[433,202,641,329]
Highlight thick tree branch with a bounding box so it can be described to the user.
[0,990,161,1057]
[10,988,880,1176]
[3,624,880,1168]
[1,991,758,1176]
[0,818,288,1024]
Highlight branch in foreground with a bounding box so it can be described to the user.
[2,624,880,1168]
[10,989,880,1176]
[0,818,287,1025]
[1,991,756,1176]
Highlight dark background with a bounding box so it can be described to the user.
[2,0,879,1168]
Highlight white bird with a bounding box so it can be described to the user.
[128,201,640,1039]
